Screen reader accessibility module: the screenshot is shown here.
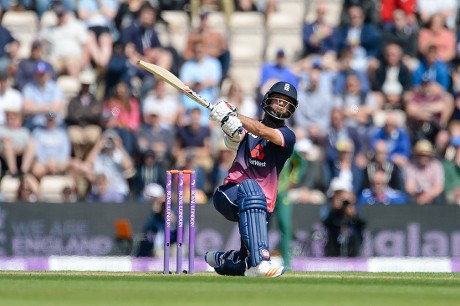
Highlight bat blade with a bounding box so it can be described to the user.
[137,60,213,110]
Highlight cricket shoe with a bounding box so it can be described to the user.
[244,260,286,278]
[205,251,224,268]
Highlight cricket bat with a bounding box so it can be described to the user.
[137,60,214,111]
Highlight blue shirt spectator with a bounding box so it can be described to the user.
[358,169,408,206]
[302,3,338,56]
[260,49,298,90]
[412,45,451,91]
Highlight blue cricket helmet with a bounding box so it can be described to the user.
[262,81,298,120]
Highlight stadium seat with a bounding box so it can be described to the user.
[267,12,303,33]
[229,63,261,97]
[265,32,303,63]
[229,11,265,33]
[38,175,76,203]
[0,175,20,202]
[1,11,40,60]
[56,75,81,113]
[304,0,343,27]
[161,10,190,54]
[276,0,307,23]
[40,10,58,29]
[206,11,228,37]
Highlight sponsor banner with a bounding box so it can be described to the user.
[0,202,459,257]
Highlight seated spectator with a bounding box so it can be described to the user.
[405,80,454,144]
[381,9,419,64]
[175,107,212,193]
[16,174,39,203]
[418,13,456,64]
[86,172,125,203]
[340,0,381,26]
[0,63,23,125]
[417,0,458,30]
[15,40,55,91]
[443,136,460,205]
[337,5,381,60]
[333,47,370,95]
[114,0,144,31]
[217,79,257,119]
[103,81,141,132]
[412,45,451,91]
[404,139,445,205]
[0,15,19,61]
[302,2,338,58]
[22,61,65,131]
[183,11,230,77]
[136,103,175,164]
[361,139,405,192]
[371,110,411,168]
[358,169,408,205]
[0,109,35,176]
[370,43,412,110]
[142,80,181,128]
[380,0,417,29]
[334,73,378,146]
[260,49,299,94]
[85,130,135,201]
[132,149,168,200]
[77,0,117,69]
[66,69,103,159]
[38,2,90,77]
[322,176,366,257]
[180,38,222,125]
[31,112,72,180]
[104,41,131,99]
[293,61,335,143]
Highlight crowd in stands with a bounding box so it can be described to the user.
[0,0,460,207]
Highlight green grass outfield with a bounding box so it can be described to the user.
[0,271,459,306]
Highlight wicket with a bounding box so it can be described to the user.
[164,170,196,274]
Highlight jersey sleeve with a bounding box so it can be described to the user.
[278,126,296,156]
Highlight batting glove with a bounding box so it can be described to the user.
[209,100,237,123]
[221,115,243,138]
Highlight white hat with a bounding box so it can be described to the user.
[327,177,352,197]
[143,183,165,199]
[79,69,96,84]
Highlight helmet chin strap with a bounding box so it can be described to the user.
[262,115,285,128]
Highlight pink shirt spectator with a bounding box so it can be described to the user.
[418,13,456,62]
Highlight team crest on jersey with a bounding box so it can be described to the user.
[261,249,270,259]
[250,144,264,160]
[283,83,290,91]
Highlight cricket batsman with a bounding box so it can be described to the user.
[205,81,298,277]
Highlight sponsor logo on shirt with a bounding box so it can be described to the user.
[249,144,266,167]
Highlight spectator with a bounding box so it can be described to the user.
[142,79,181,128]
[86,172,125,202]
[132,149,168,200]
[0,16,19,61]
[136,103,175,163]
[260,49,299,93]
[104,41,131,99]
[361,139,405,193]
[121,3,173,75]
[38,2,90,77]
[380,9,419,62]
[0,62,23,125]
[302,2,338,57]
[443,136,460,205]
[418,13,456,64]
[183,11,230,78]
[405,80,454,144]
[371,43,412,110]
[380,0,417,28]
[322,177,366,257]
[404,139,445,205]
[179,39,222,125]
[66,68,103,159]
[22,61,65,131]
[210,140,236,193]
[175,107,212,193]
[417,0,458,30]
[294,61,335,143]
[325,107,368,183]
[31,111,72,179]
[15,40,55,91]
[103,81,141,132]
[334,73,378,145]
[337,5,381,60]
[333,47,370,95]
[340,0,381,26]
[77,0,117,69]
[217,79,257,119]
[358,169,408,205]
[412,45,451,91]
[114,0,144,31]
[136,183,177,257]
[0,109,35,177]
[16,174,39,203]
[371,110,411,168]
[85,130,134,201]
